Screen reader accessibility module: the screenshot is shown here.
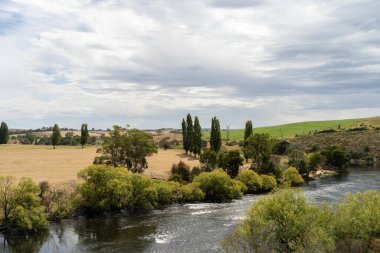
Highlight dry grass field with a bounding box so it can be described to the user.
[0,145,200,183]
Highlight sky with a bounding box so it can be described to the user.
[0,0,379,130]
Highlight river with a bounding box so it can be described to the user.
[1,168,380,253]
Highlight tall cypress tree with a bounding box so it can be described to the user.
[193,116,202,157]
[51,124,61,149]
[244,120,253,161]
[80,123,89,148]
[210,117,221,153]
[0,122,9,144]
[244,120,253,141]
[186,113,194,154]
[182,118,189,154]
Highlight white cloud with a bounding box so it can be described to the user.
[0,0,379,129]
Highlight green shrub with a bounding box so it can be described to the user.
[199,150,218,171]
[180,183,205,202]
[171,161,191,182]
[128,173,158,210]
[283,167,304,187]
[222,189,335,253]
[168,173,185,184]
[190,166,203,180]
[236,170,263,193]
[193,169,246,201]
[154,180,181,205]
[41,181,78,220]
[260,174,277,192]
[78,165,132,212]
[334,191,380,251]
[218,150,244,178]
[0,177,48,231]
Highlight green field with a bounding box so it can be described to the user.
[203,116,380,140]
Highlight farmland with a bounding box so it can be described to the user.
[0,145,199,183]
[203,116,380,139]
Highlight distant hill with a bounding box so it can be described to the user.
[203,116,380,140]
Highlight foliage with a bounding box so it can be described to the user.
[193,116,203,157]
[236,170,262,193]
[321,146,350,172]
[127,173,158,210]
[180,183,205,202]
[41,181,78,220]
[186,113,194,154]
[244,133,273,169]
[218,150,244,178]
[273,139,291,155]
[171,161,191,182]
[190,166,203,180]
[80,123,89,148]
[168,174,185,184]
[288,149,306,169]
[199,150,218,171]
[0,176,48,231]
[51,124,61,149]
[221,189,335,253]
[210,117,222,153]
[182,118,189,153]
[94,126,158,173]
[283,167,304,187]
[154,181,182,205]
[256,161,282,180]
[78,165,132,212]
[0,121,10,144]
[260,174,277,191]
[244,120,253,141]
[222,189,380,253]
[308,153,326,171]
[193,169,246,201]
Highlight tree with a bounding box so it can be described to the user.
[244,133,272,170]
[182,118,189,154]
[80,123,89,148]
[218,150,244,178]
[94,126,158,173]
[186,113,194,155]
[0,121,9,144]
[321,146,350,172]
[199,150,218,171]
[243,120,253,161]
[244,120,253,141]
[193,116,202,157]
[210,117,221,153]
[51,124,61,149]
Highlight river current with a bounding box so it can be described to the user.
[1,168,380,253]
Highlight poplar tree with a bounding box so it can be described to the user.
[51,124,61,149]
[210,117,221,153]
[80,123,89,148]
[193,116,202,157]
[0,122,9,144]
[186,113,194,154]
[244,120,254,161]
[244,120,253,141]
[182,118,189,154]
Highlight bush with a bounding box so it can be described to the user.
[128,173,158,210]
[0,177,48,231]
[78,165,132,212]
[180,183,205,202]
[334,191,380,251]
[199,150,218,172]
[153,180,181,205]
[321,146,350,172]
[236,170,263,193]
[260,174,277,192]
[41,181,78,220]
[168,174,185,184]
[193,169,246,201]
[218,150,244,178]
[190,166,203,180]
[283,167,304,187]
[171,161,191,182]
[222,189,335,253]
[256,161,282,180]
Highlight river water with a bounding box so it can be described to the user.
[1,168,380,253]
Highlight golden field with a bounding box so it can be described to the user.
[0,144,200,183]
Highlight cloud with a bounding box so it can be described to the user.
[0,0,379,129]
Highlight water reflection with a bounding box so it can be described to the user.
[1,168,380,253]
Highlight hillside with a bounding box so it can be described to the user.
[203,116,380,140]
